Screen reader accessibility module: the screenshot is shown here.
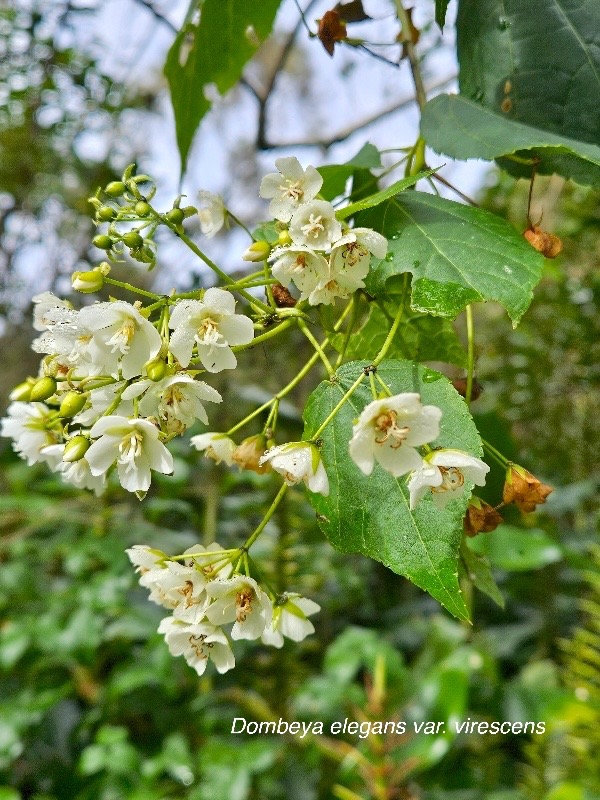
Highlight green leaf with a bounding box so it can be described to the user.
[318,142,382,201]
[435,0,451,28]
[468,524,563,571]
[336,170,435,220]
[460,540,504,608]
[421,94,600,187]
[360,191,544,324]
[303,359,483,620]
[330,300,468,366]
[251,220,279,244]
[456,0,600,148]
[165,0,282,173]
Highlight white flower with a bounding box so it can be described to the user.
[205,575,272,640]
[259,157,323,223]
[78,301,162,380]
[32,292,72,331]
[123,375,222,431]
[74,382,133,427]
[261,594,320,648]
[168,288,254,371]
[408,450,490,510]
[126,544,167,572]
[269,246,329,301]
[181,542,232,580]
[158,617,235,675]
[190,432,236,466]
[289,200,342,250]
[40,443,108,495]
[85,415,173,493]
[259,442,329,495]
[308,228,388,305]
[31,306,104,376]
[349,394,442,478]
[0,402,61,466]
[197,190,226,238]
[141,561,209,622]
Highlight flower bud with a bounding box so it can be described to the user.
[464,496,503,537]
[105,181,126,197]
[242,240,271,262]
[166,208,185,225]
[72,270,104,293]
[10,379,35,401]
[30,376,57,402]
[97,205,116,221]
[144,357,168,382]
[59,390,88,418]
[92,234,113,251]
[122,230,143,249]
[182,205,197,218]
[503,464,553,513]
[278,230,292,246]
[232,434,271,474]
[97,261,112,276]
[135,201,151,217]
[63,435,90,463]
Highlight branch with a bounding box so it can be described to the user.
[132,0,178,34]
[257,74,456,150]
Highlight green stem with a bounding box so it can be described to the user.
[465,304,475,405]
[335,293,361,368]
[104,277,162,300]
[242,483,288,551]
[227,210,254,239]
[372,281,406,366]
[482,439,510,468]
[298,320,335,376]
[231,318,295,352]
[312,372,366,439]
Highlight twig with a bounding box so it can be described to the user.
[394,0,427,109]
[431,172,479,206]
[132,0,178,33]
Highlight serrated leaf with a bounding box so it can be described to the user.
[435,0,451,28]
[165,0,282,173]
[460,540,504,608]
[303,359,484,620]
[457,0,600,148]
[330,300,468,366]
[318,143,382,201]
[359,192,544,324]
[421,94,600,187]
[336,169,435,220]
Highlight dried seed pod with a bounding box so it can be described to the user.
[523,226,563,258]
[452,377,483,401]
[317,10,347,56]
[464,496,503,537]
[503,464,553,513]
[272,283,297,308]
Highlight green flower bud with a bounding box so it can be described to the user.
[92,234,113,251]
[105,181,126,197]
[97,205,116,221]
[123,230,143,248]
[242,240,271,262]
[182,205,197,218]
[135,201,152,217]
[166,208,185,225]
[63,435,90,463]
[145,357,168,382]
[30,376,58,402]
[72,270,104,293]
[10,380,35,402]
[278,230,292,246]
[59,391,88,418]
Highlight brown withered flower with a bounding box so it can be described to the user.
[503,464,553,513]
[271,283,297,308]
[464,496,503,537]
[317,10,347,56]
[523,225,563,259]
[232,434,272,475]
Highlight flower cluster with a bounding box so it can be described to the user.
[259,157,388,305]
[1,287,254,496]
[349,392,490,510]
[127,544,320,675]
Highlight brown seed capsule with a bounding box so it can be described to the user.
[317,10,347,56]
[452,377,483,401]
[464,496,503,537]
[232,434,271,474]
[503,464,553,513]
[523,226,563,258]
[271,283,297,308]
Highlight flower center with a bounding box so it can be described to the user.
[342,242,368,268]
[118,431,144,472]
[188,632,209,659]
[197,316,225,350]
[107,319,136,354]
[432,466,465,493]
[374,410,409,449]
[235,587,255,622]
[301,214,325,240]
[282,179,304,201]
[292,254,307,273]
